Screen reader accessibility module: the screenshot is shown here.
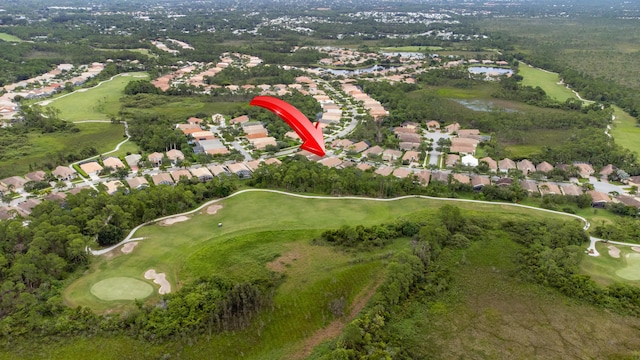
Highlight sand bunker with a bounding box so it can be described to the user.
[144,269,171,294]
[608,245,621,258]
[159,215,189,226]
[632,247,640,253]
[206,204,223,215]
[121,242,138,254]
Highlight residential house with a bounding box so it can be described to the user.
[517,159,536,175]
[416,170,431,186]
[629,176,640,187]
[520,180,539,194]
[208,165,230,177]
[148,152,164,166]
[450,137,479,155]
[196,140,230,155]
[80,162,103,176]
[265,158,282,166]
[104,180,125,195]
[431,172,449,183]
[244,125,269,139]
[444,122,460,133]
[382,149,402,162]
[402,150,420,165]
[397,133,421,143]
[561,184,583,196]
[461,154,479,167]
[191,130,217,141]
[393,168,411,179]
[588,190,611,208]
[167,149,185,164]
[190,167,214,182]
[152,173,174,186]
[471,176,490,190]
[457,129,480,139]
[499,158,516,173]
[211,113,225,124]
[374,167,394,177]
[171,169,192,182]
[349,141,369,153]
[125,154,142,171]
[25,171,47,182]
[445,154,460,167]
[187,117,203,125]
[600,164,615,179]
[51,166,76,181]
[230,115,250,124]
[452,173,470,184]
[363,146,384,158]
[495,177,513,187]
[17,198,41,214]
[127,176,149,190]
[356,163,372,172]
[480,157,498,172]
[332,139,354,149]
[575,163,595,178]
[103,157,126,170]
[250,137,278,150]
[319,157,343,168]
[539,182,561,196]
[399,142,420,151]
[227,163,252,178]
[426,120,440,130]
[246,160,264,172]
[536,161,554,173]
[44,192,67,203]
[615,195,640,210]
[177,123,202,135]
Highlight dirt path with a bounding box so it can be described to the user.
[291,278,384,360]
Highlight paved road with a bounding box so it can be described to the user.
[423,131,450,166]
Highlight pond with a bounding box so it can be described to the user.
[381,52,426,59]
[468,66,513,76]
[453,99,518,113]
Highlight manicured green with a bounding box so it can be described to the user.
[581,242,640,286]
[518,64,577,102]
[0,122,126,178]
[610,105,640,156]
[43,72,149,121]
[90,277,154,301]
[0,33,22,42]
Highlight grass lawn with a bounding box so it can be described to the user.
[518,64,577,102]
[0,122,126,178]
[43,72,149,121]
[0,33,22,42]
[123,95,243,120]
[504,129,569,158]
[380,46,443,52]
[610,105,640,156]
[380,236,640,359]
[4,191,626,359]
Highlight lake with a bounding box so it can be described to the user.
[468,66,514,76]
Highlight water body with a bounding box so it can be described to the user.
[468,66,513,76]
[312,65,395,76]
[453,99,518,113]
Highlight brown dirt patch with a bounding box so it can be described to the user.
[608,245,621,258]
[206,204,223,215]
[121,242,138,254]
[290,278,384,360]
[266,248,302,273]
[159,215,189,226]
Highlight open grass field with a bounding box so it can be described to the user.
[581,242,640,287]
[380,46,443,52]
[611,105,640,156]
[518,64,577,102]
[0,33,22,42]
[377,236,640,359]
[43,72,149,121]
[0,192,627,359]
[124,95,245,120]
[0,122,126,178]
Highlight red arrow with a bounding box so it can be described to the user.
[250,96,326,157]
